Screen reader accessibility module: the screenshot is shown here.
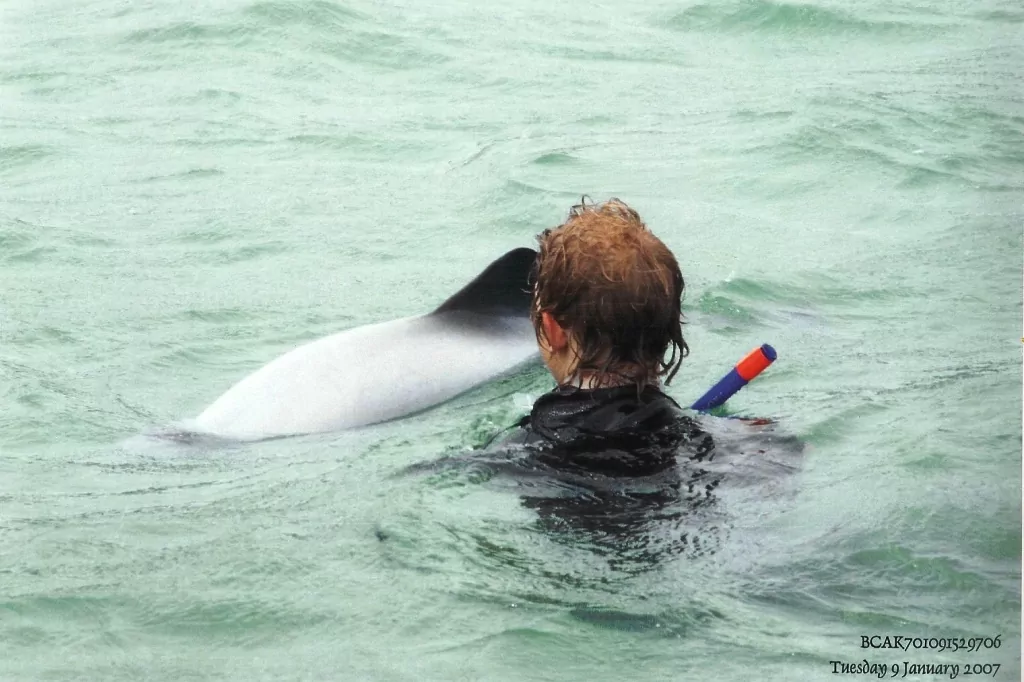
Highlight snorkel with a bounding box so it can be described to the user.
[691,344,777,412]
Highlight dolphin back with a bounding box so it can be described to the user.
[190,247,540,440]
[431,247,536,318]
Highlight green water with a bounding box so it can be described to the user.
[2,0,1021,678]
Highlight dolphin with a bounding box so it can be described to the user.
[189,248,539,441]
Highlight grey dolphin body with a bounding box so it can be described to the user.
[191,248,539,441]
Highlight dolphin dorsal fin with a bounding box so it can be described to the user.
[432,247,536,318]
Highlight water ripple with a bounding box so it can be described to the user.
[665,0,944,38]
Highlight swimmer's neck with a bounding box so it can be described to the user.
[561,370,653,391]
[537,313,655,390]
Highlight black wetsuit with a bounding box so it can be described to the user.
[497,383,715,477]
[400,383,725,568]
[398,382,800,571]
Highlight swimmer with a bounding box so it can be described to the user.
[400,199,803,566]
[497,201,800,564]
[491,197,714,476]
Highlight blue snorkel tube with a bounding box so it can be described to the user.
[691,344,777,412]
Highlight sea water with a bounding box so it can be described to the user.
[1,0,1021,679]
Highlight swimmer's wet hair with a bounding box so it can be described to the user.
[531,197,689,390]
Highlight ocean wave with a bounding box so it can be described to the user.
[0,144,57,173]
[665,0,938,38]
[242,0,365,27]
[118,2,448,70]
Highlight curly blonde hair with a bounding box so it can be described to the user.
[530,198,689,389]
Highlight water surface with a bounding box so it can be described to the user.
[1,0,1021,679]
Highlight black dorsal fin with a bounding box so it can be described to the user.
[432,247,537,317]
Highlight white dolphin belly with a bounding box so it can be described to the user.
[192,313,538,441]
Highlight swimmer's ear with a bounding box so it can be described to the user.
[540,312,568,352]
